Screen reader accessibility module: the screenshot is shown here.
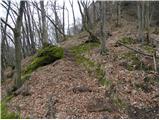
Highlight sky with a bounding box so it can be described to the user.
[0,0,82,30]
[0,0,85,45]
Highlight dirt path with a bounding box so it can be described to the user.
[4,25,159,119]
[7,46,116,118]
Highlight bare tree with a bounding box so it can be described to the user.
[116,1,121,26]
[100,1,108,55]
[66,8,70,35]
[62,1,65,35]
[14,1,25,89]
[1,1,11,81]
[40,0,48,46]
[137,1,145,43]
[26,2,36,54]
[53,0,59,42]
[69,0,76,33]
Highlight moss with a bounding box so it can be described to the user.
[118,37,135,45]
[21,73,31,82]
[1,96,20,119]
[119,52,142,71]
[24,45,64,74]
[70,42,110,87]
[142,45,156,54]
[111,95,127,110]
[70,42,99,55]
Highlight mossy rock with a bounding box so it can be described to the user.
[24,45,64,74]
[118,37,135,45]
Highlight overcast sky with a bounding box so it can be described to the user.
[0,0,86,45]
[0,0,83,29]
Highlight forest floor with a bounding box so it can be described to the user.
[1,21,159,119]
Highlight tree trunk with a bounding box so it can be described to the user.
[146,1,150,43]
[40,1,48,46]
[26,2,36,54]
[1,1,11,81]
[116,1,121,26]
[141,1,145,43]
[137,1,145,43]
[77,1,85,31]
[54,1,59,42]
[100,1,107,55]
[69,0,76,33]
[66,8,70,35]
[14,1,25,89]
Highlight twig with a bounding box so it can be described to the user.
[117,41,158,59]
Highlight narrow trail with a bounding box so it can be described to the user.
[7,44,112,119]
[4,26,159,119]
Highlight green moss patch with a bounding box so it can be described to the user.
[24,45,64,74]
[70,42,110,87]
[118,37,135,45]
[1,96,20,119]
[141,45,156,54]
[70,42,99,55]
[119,51,154,71]
[119,52,142,71]
[111,95,127,110]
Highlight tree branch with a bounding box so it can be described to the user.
[1,18,14,31]
[32,2,64,36]
[117,41,158,59]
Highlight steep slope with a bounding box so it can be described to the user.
[2,17,159,119]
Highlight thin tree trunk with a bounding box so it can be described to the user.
[69,0,76,33]
[1,1,11,81]
[62,1,65,35]
[40,1,48,46]
[141,1,145,43]
[14,1,25,89]
[66,8,70,35]
[100,1,107,55]
[146,1,150,43]
[26,2,36,54]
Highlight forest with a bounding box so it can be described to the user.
[0,0,159,119]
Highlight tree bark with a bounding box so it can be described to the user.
[26,2,36,54]
[14,1,25,89]
[100,1,107,55]
[145,1,150,43]
[1,1,11,81]
[116,1,121,26]
[69,0,76,33]
[40,1,48,46]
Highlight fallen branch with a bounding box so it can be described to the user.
[117,41,159,59]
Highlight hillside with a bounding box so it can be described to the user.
[1,17,159,118]
[1,1,159,119]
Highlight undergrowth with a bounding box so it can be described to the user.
[141,45,156,54]
[1,96,20,119]
[119,51,153,71]
[70,42,111,87]
[118,36,135,45]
